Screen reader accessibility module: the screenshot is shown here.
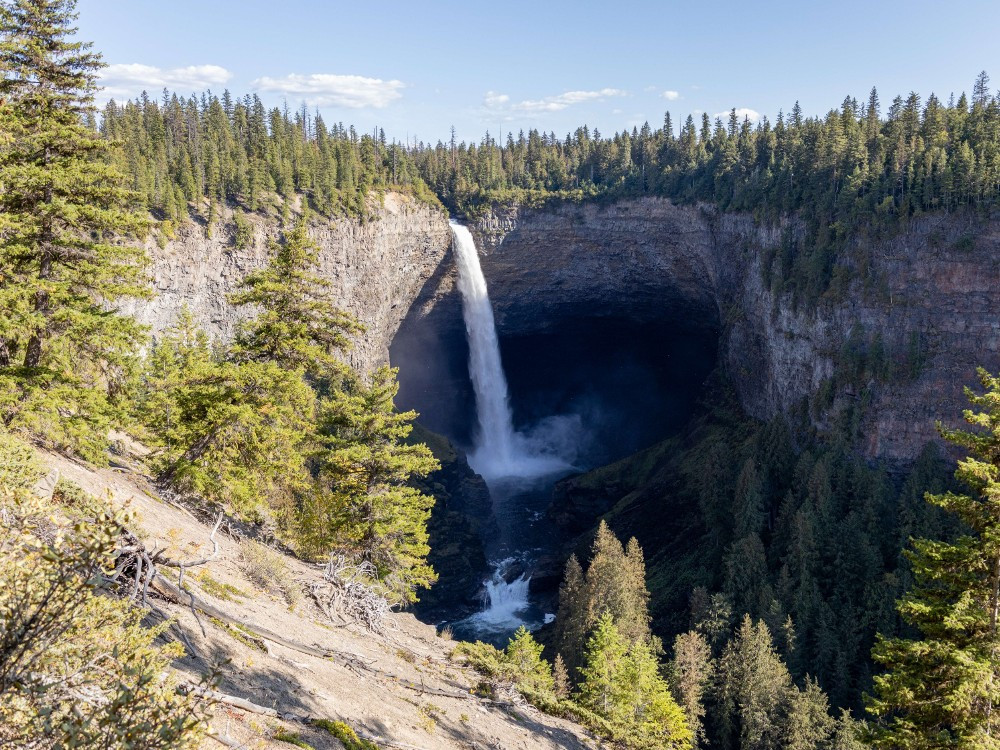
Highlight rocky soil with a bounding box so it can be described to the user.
[39,448,593,750]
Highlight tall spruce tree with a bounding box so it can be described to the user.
[868,368,1000,748]
[579,612,693,750]
[229,216,362,379]
[314,367,438,603]
[0,0,150,459]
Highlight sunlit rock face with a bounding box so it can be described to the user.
[125,194,452,375]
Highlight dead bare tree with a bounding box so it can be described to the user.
[309,554,393,634]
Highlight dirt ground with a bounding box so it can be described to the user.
[41,448,598,750]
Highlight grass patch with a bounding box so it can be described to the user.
[273,731,314,749]
[208,617,267,652]
[237,539,301,609]
[312,719,380,750]
[195,570,248,602]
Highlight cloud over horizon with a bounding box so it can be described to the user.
[99,63,232,100]
[252,73,405,108]
[712,107,762,122]
[484,87,627,116]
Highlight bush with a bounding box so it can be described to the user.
[238,539,301,608]
[0,483,209,747]
[453,626,555,704]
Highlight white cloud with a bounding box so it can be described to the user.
[713,107,761,122]
[661,90,680,101]
[252,73,404,108]
[99,63,232,100]
[484,87,627,114]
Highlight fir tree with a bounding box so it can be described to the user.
[143,312,314,517]
[717,616,792,750]
[229,216,363,379]
[315,367,438,603]
[867,368,1000,748]
[0,0,150,459]
[579,612,692,749]
[670,630,714,746]
[553,554,589,676]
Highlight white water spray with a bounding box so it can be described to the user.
[451,221,574,481]
[451,221,581,638]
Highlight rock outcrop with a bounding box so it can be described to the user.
[399,197,1000,463]
[124,193,452,374]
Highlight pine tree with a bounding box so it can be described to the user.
[315,367,439,603]
[579,612,692,749]
[784,676,836,750]
[504,626,555,699]
[670,630,714,746]
[717,616,792,750]
[229,216,362,379]
[553,554,589,675]
[579,612,632,722]
[142,311,314,517]
[868,368,1000,748]
[585,521,653,646]
[0,0,150,459]
[553,653,571,699]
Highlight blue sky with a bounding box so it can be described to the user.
[77,0,1000,144]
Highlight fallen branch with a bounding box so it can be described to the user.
[152,574,475,700]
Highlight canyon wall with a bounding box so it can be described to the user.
[400,197,1000,463]
[124,193,452,374]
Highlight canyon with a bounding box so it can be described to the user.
[141,193,1000,623]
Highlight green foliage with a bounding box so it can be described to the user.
[232,210,254,250]
[553,521,655,677]
[141,219,438,604]
[142,313,314,517]
[100,88,440,221]
[229,217,363,379]
[574,378,957,718]
[0,0,150,461]
[0,472,208,747]
[578,612,693,749]
[273,731,315,749]
[0,426,42,488]
[413,77,1000,306]
[454,626,555,703]
[670,630,714,746]
[305,367,438,603]
[867,368,1000,748]
[312,719,380,750]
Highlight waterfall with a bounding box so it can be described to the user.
[451,221,573,481]
[450,221,571,640]
[451,221,516,475]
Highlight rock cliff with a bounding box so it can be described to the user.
[123,193,452,374]
[399,197,1000,463]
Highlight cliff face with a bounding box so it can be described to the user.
[123,193,452,374]
[400,198,1000,463]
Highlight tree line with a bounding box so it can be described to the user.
[0,1,439,744]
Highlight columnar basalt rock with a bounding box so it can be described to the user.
[124,193,452,375]
[406,198,1000,463]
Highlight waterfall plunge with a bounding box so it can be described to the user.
[451,221,576,639]
[451,221,572,482]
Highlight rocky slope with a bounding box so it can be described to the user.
[399,197,1000,463]
[37,448,592,750]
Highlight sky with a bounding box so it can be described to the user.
[77,0,1000,144]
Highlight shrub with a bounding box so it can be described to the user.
[238,539,301,608]
[0,483,209,747]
